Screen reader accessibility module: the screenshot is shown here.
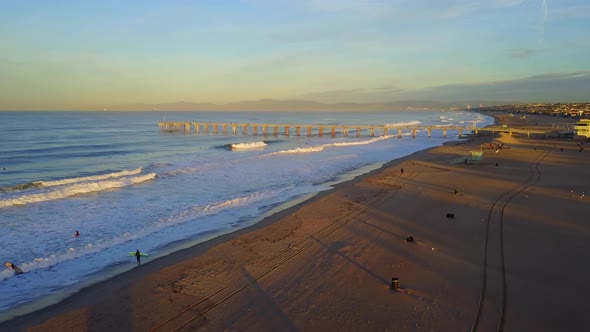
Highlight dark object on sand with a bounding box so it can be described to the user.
[446,213,454,218]
[405,236,414,243]
[391,277,399,290]
[496,163,499,167]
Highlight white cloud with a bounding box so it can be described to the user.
[537,0,548,44]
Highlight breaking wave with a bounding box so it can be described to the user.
[0,188,284,281]
[0,170,156,209]
[1,168,145,193]
[36,167,144,188]
[385,120,421,127]
[231,141,267,149]
[272,135,391,155]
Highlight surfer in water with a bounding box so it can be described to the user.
[74,230,80,237]
[135,249,141,266]
[5,262,24,275]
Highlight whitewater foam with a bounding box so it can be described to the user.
[0,188,286,282]
[231,141,267,149]
[271,135,392,155]
[37,168,144,188]
[274,146,325,154]
[385,120,422,127]
[0,172,156,208]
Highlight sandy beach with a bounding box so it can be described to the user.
[2,112,589,332]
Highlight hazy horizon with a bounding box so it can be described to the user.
[1,1,589,110]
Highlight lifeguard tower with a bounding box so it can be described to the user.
[574,119,590,139]
[449,150,484,164]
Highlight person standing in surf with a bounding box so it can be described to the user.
[135,249,141,266]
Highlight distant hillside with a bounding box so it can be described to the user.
[96,99,519,111]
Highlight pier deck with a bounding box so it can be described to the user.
[158,121,573,139]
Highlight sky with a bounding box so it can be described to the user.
[1,0,589,110]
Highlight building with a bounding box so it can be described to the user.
[574,119,590,139]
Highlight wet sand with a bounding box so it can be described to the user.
[2,112,589,331]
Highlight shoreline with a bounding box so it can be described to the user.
[4,111,589,331]
[0,112,491,323]
[1,123,477,324]
[0,131,456,325]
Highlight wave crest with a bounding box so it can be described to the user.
[385,120,421,127]
[275,146,325,154]
[37,167,144,188]
[0,171,156,209]
[271,135,391,155]
[231,141,267,149]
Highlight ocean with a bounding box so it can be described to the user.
[0,110,493,320]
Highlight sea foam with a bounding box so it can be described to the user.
[231,141,267,149]
[36,167,144,188]
[385,120,422,127]
[272,135,391,155]
[0,171,156,208]
[0,188,285,282]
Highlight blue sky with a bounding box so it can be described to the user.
[1,0,589,109]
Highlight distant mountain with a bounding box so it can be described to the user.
[103,101,219,111]
[96,99,520,112]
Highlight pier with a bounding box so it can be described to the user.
[158,121,574,139]
[158,121,474,138]
[474,124,574,138]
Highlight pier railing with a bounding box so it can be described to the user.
[158,121,573,138]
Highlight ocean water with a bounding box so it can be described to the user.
[0,110,493,320]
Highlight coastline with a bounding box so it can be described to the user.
[3,112,589,331]
[0,111,485,322]
[0,123,455,325]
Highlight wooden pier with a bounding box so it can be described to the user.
[474,125,574,138]
[158,121,573,139]
[158,121,475,138]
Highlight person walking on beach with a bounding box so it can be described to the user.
[135,249,141,267]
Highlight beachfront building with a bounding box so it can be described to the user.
[574,119,590,138]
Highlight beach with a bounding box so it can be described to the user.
[2,112,589,332]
